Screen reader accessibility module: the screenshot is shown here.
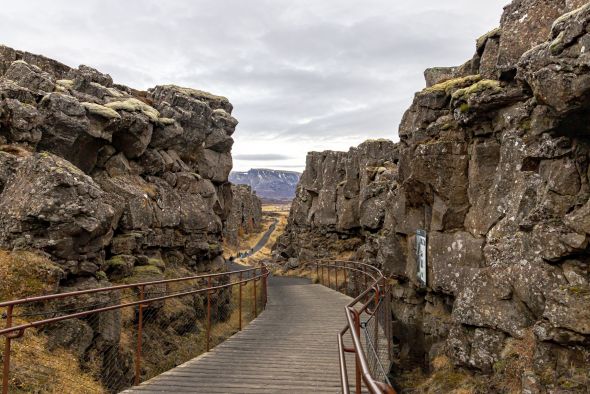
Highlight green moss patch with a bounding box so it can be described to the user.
[422,75,482,96]
[105,98,161,122]
[452,79,501,101]
[81,102,121,120]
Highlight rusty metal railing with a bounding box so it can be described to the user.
[313,260,396,394]
[0,263,269,393]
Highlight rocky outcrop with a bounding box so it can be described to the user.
[224,184,262,247]
[276,139,397,262]
[0,45,237,391]
[0,45,236,277]
[278,2,590,391]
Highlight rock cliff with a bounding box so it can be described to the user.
[0,45,237,390]
[277,1,590,391]
[224,184,262,247]
[0,45,236,279]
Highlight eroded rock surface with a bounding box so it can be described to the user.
[277,1,590,391]
[0,45,237,390]
[224,184,262,247]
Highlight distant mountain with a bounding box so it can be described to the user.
[229,169,301,202]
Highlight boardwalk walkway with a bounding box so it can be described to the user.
[123,275,355,393]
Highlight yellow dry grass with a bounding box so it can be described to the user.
[0,250,61,300]
[4,328,105,393]
[223,216,276,259]
[396,355,483,394]
[0,251,105,393]
[239,208,289,266]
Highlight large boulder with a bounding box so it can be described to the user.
[0,152,122,266]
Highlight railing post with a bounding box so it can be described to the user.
[239,271,243,331]
[328,264,331,289]
[2,305,13,394]
[353,310,362,394]
[316,261,319,283]
[335,263,339,291]
[253,269,258,318]
[260,262,267,309]
[134,286,145,386]
[264,266,268,307]
[386,281,392,363]
[321,265,324,285]
[207,276,212,352]
[343,262,348,296]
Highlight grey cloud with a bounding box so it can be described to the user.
[0,0,509,170]
[234,154,293,161]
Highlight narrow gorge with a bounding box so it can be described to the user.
[276,1,590,391]
[0,0,590,393]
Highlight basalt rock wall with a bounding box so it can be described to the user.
[278,2,590,391]
[276,139,398,261]
[0,45,237,280]
[224,184,262,247]
[0,45,237,390]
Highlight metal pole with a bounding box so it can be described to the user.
[343,262,348,296]
[354,310,362,394]
[2,305,13,394]
[238,272,242,331]
[264,267,268,307]
[207,276,211,351]
[386,281,392,363]
[253,269,258,318]
[316,261,319,284]
[134,286,145,386]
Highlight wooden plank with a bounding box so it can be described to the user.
[122,278,358,393]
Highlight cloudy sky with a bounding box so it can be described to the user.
[0,0,508,172]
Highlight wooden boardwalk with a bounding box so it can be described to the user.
[123,275,356,393]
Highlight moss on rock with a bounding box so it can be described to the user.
[105,98,160,122]
[147,257,166,270]
[81,102,121,120]
[452,79,502,101]
[422,75,482,96]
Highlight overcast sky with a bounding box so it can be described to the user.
[0,0,508,172]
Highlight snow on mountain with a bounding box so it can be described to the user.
[229,169,301,202]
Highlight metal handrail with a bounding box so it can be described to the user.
[0,262,270,394]
[313,259,396,394]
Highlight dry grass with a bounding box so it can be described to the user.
[239,208,289,265]
[0,251,104,393]
[4,327,105,393]
[0,145,32,157]
[0,250,62,300]
[223,216,276,259]
[397,356,483,394]
[492,329,536,393]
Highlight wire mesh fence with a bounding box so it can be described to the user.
[1,266,268,394]
[312,260,394,394]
